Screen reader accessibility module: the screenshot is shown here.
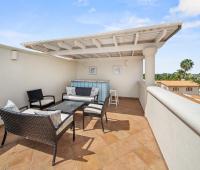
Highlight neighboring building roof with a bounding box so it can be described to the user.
[22,22,182,60]
[157,80,200,87]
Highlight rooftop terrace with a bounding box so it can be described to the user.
[0,98,167,170]
[0,22,200,170]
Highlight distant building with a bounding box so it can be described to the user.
[156,80,200,95]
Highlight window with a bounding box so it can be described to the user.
[172,87,179,91]
[186,87,193,91]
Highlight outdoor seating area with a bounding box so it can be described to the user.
[1,21,200,170]
[0,98,168,170]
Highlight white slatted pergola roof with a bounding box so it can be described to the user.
[23,22,182,60]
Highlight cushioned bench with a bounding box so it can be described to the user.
[62,87,99,103]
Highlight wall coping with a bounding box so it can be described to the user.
[147,86,200,135]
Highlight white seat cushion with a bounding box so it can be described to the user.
[32,99,54,106]
[22,108,39,114]
[84,107,101,114]
[63,95,94,102]
[56,113,73,135]
[88,103,103,109]
[23,109,73,134]
[23,109,61,128]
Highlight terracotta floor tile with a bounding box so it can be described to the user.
[118,151,149,170]
[149,158,168,170]
[133,146,160,166]
[7,147,33,170]
[0,98,167,170]
[101,133,118,145]
[102,159,129,170]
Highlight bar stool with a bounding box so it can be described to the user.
[109,89,119,106]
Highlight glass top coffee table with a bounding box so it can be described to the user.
[47,100,85,114]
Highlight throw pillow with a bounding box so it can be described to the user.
[90,87,99,97]
[35,110,62,128]
[4,100,20,112]
[66,87,76,96]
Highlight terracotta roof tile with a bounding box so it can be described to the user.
[156,80,200,87]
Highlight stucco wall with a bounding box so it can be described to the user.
[75,57,143,98]
[145,86,200,170]
[0,46,76,108]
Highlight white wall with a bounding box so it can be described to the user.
[145,86,200,170]
[75,57,143,98]
[168,87,199,95]
[139,80,147,110]
[0,45,76,108]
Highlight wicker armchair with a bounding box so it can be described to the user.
[0,107,75,166]
[83,95,110,132]
[27,89,55,110]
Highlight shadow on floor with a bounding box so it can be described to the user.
[0,132,95,165]
[81,118,130,132]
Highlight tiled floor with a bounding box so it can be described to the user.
[0,98,168,170]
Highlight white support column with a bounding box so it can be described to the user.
[143,46,157,86]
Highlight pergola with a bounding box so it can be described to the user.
[23,22,182,85]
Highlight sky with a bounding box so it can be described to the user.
[0,0,200,73]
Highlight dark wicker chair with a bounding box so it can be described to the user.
[0,107,75,166]
[83,95,110,132]
[27,89,55,110]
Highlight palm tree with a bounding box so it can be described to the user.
[180,59,194,78]
[176,69,185,80]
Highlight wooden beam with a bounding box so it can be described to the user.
[74,40,85,49]
[49,42,163,56]
[43,44,60,51]
[156,29,167,43]
[106,53,111,57]
[57,42,72,50]
[134,33,139,45]
[132,33,139,56]
[113,36,118,46]
[92,39,101,48]
[93,54,101,58]
[113,35,122,57]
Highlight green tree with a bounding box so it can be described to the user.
[180,59,194,78]
[176,69,185,80]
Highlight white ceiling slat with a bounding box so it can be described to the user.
[156,29,167,43]
[113,35,122,57]
[132,33,139,56]
[92,38,101,48]
[113,36,118,47]
[43,44,60,51]
[134,33,139,45]
[57,42,72,50]
[74,40,85,49]
[23,23,182,59]
[49,42,164,56]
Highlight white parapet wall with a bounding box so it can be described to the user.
[139,80,147,110]
[145,86,200,170]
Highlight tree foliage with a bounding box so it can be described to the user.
[154,59,199,84]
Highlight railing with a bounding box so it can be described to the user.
[146,86,200,170]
